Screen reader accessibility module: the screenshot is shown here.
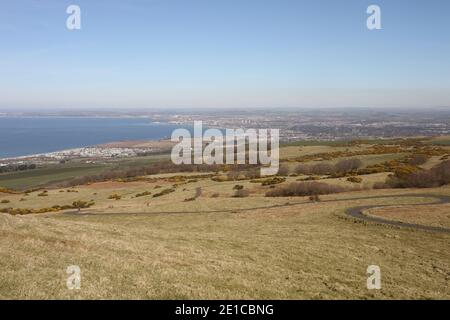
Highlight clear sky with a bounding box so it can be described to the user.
[1,0,449,109]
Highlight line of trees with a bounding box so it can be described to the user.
[266,181,353,197]
[0,163,36,173]
[386,160,450,188]
[59,162,260,187]
[294,159,363,176]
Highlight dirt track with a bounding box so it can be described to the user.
[345,194,450,233]
[63,193,450,233]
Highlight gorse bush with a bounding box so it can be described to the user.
[60,162,260,187]
[0,188,18,194]
[261,177,286,186]
[108,194,122,200]
[135,191,152,197]
[72,200,95,209]
[347,176,363,183]
[0,200,94,215]
[153,188,175,198]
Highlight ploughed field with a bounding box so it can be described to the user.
[1,139,449,299]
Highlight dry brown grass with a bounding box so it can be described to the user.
[1,141,450,299]
[366,204,450,229]
[0,187,449,299]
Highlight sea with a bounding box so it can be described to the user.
[0,117,190,159]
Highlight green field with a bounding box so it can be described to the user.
[0,154,170,190]
[0,164,110,190]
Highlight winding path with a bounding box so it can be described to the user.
[345,194,450,233]
[63,193,450,233]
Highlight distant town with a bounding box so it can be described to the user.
[1,107,450,167]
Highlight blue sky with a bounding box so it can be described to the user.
[0,0,449,109]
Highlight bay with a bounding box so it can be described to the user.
[0,117,189,159]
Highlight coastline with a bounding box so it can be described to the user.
[0,117,189,162]
[0,138,175,163]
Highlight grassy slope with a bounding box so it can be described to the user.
[0,187,449,299]
[1,141,449,299]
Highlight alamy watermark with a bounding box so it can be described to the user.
[65,4,381,31]
[66,5,81,30]
[171,121,279,176]
[66,265,81,290]
[367,265,381,290]
[367,5,381,30]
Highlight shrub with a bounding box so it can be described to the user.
[386,160,450,188]
[72,200,94,209]
[335,159,363,173]
[153,188,175,197]
[211,193,220,198]
[277,165,290,176]
[311,163,336,175]
[347,176,362,183]
[186,187,202,201]
[233,185,244,190]
[212,175,228,182]
[408,154,429,166]
[266,181,350,197]
[295,163,335,175]
[1,200,94,215]
[226,171,239,181]
[233,189,250,198]
[37,191,48,197]
[194,187,202,198]
[135,191,152,197]
[373,182,388,189]
[0,199,10,204]
[0,188,17,194]
[295,164,312,175]
[243,168,260,179]
[393,164,419,178]
[297,175,320,181]
[108,194,122,200]
[261,177,286,186]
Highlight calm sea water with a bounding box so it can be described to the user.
[0,117,189,159]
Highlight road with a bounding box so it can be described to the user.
[64,193,450,233]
